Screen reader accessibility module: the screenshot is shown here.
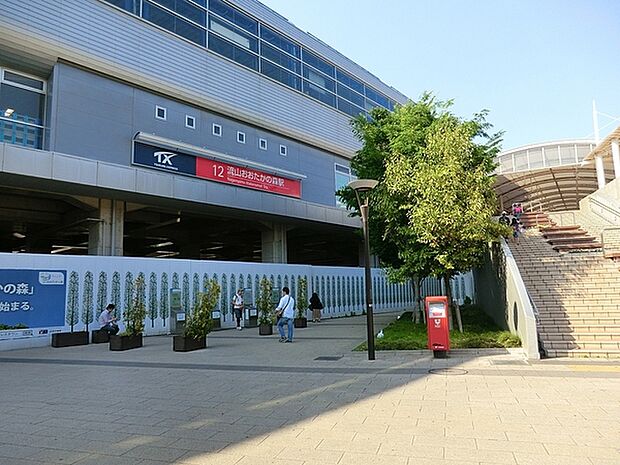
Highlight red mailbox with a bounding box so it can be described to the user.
[425,296,450,358]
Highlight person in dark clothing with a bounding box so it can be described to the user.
[499,211,510,226]
[309,292,324,323]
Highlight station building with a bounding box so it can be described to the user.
[0,0,409,266]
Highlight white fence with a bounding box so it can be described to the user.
[0,253,476,350]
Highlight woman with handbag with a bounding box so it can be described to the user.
[309,292,324,323]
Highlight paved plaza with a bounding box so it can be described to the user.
[0,313,619,465]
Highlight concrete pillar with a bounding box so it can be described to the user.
[88,199,124,256]
[261,223,287,263]
[612,139,620,180]
[595,155,606,190]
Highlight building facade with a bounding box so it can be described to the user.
[0,0,408,265]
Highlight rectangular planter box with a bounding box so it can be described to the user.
[109,334,143,351]
[51,331,89,348]
[173,336,207,352]
[294,318,307,328]
[259,324,273,336]
[91,330,110,344]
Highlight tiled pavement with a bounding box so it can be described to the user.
[0,313,619,465]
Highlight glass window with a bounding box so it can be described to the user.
[260,59,301,91]
[212,123,222,136]
[303,81,336,108]
[208,33,259,70]
[185,115,195,128]
[150,0,206,26]
[155,106,167,120]
[259,138,267,150]
[259,25,299,58]
[143,1,206,46]
[337,98,365,118]
[3,71,44,91]
[260,42,300,74]
[209,0,258,35]
[0,83,45,125]
[336,83,364,108]
[209,16,257,52]
[302,65,335,92]
[104,0,140,14]
[365,86,390,108]
[335,69,363,94]
[364,98,379,112]
[301,49,334,77]
[334,163,354,207]
[237,131,245,143]
[279,144,287,156]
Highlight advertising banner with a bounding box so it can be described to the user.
[132,142,301,198]
[0,270,67,331]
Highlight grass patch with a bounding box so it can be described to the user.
[354,304,521,351]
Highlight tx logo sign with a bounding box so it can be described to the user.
[153,151,177,165]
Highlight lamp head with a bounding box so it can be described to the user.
[348,179,378,192]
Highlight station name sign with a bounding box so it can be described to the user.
[133,142,301,199]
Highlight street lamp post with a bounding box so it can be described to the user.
[348,179,379,361]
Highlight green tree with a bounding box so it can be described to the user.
[96,271,108,320]
[257,276,273,325]
[296,276,308,319]
[66,271,80,331]
[184,279,220,339]
[124,272,134,317]
[123,274,146,336]
[111,272,121,318]
[148,272,158,328]
[339,96,503,331]
[160,273,169,326]
[81,271,94,331]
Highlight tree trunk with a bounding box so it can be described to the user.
[444,274,463,333]
[412,277,423,324]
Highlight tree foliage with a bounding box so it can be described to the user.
[338,95,504,328]
[184,279,220,339]
[257,277,274,325]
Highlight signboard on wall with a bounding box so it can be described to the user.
[133,142,301,198]
[0,270,67,330]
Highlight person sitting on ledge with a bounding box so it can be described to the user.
[99,303,119,336]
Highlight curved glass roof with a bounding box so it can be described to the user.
[493,139,614,212]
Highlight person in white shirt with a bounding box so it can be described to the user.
[232,289,244,330]
[275,287,295,343]
[99,303,119,336]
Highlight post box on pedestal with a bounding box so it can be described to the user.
[425,296,450,358]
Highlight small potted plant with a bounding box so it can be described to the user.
[294,276,308,328]
[257,277,274,336]
[110,275,146,351]
[174,279,220,352]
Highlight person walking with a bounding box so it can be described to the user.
[511,217,521,242]
[98,303,119,336]
[309,292,323,323]
[232,289,244,330]
[276,287,295,343]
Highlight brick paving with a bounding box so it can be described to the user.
[0,313,619,465]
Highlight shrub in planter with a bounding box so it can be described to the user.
[257,277,274,336]
[294,276,308,328]
[174,279,220,352]
[110,275,147,351]
[52,271,90,348]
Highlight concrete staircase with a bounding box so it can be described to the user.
[508,229,620,358]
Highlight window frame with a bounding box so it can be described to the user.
[185,114,196,129]
[237,131,246,144]
[279,144,287,156]
[155,105,167,120]
[259,138,267,150]
[212,122,222,136]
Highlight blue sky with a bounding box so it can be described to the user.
[260,0,620,151]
